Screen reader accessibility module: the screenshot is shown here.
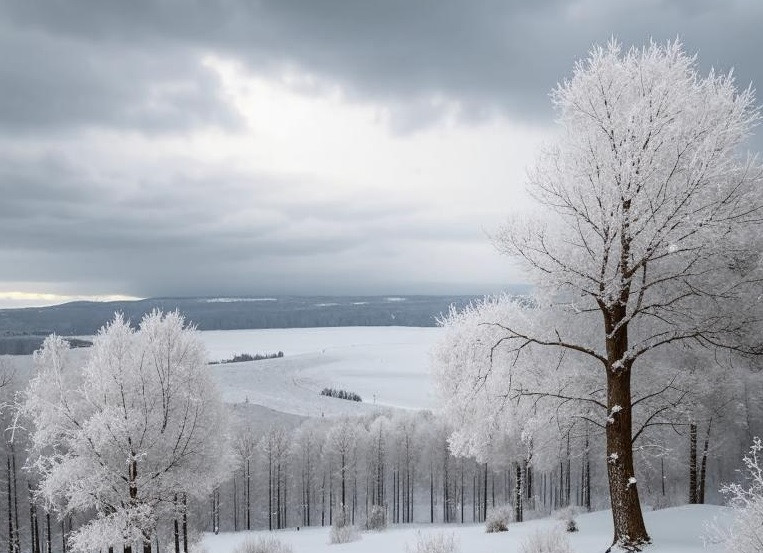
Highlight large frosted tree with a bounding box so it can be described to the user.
[435,40,762,550]
[24,311,231,553]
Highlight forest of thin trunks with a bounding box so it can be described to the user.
[0,397,724,553]
[202,409,720,540]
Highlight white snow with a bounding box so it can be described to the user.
[201,505,732,553]
[201,327,442,416]
[202,297,278,303]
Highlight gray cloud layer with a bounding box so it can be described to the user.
[4,0,763,132]
[0,0,762,297]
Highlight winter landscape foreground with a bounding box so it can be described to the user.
[203,505,729,553]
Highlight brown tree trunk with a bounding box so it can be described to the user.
[603,301,650,550]
[605,361,650,549]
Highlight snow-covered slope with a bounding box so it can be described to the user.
[202,504,731,553]
[203,327,441,416]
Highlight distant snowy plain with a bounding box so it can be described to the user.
[203,504,730,553]
[200,326,441,417]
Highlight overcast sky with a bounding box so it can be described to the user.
[0,0,762,307]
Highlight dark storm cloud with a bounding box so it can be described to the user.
[2,0,763,133]
[0,14,239,132]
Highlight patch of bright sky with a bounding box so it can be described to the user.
[1,54,555,306]
[0,291,141,309]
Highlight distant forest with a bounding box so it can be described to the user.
[0,294,527,355]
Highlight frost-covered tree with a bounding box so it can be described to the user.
[325,419,359,520]
[718,437,763,553]
[24,311,231,553]
[233,427,258,531]
[290,421,324,528]
[435,40,762,550]
[258,427,291,531]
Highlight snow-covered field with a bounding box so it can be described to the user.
[202,505,731,553]
[201,327,441,417]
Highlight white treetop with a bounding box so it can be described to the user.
[433,39,762,549]
[25,311,231,552]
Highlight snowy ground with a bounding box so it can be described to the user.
[202,327,441,417]
[202,504,731,553]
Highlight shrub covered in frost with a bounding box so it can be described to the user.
[554,506,579,533]
[367,504,387,530]
[330,504,360,544]
[405,531,460,553]
[485,503,512,533]
[519,527,573,553]
[232,536,293,553]
[718,438,763,553]
[329,524,361,544]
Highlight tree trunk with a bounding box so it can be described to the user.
[182,494,188,553]
[460,462,464,524]
[268,452,273,531]
[321,471,325,527]
[565,433,571,506]
[482,463,488,523]
[698,420,712,504]
[29,482,39,553]
[584,426,592,511]
[7,454,14,553]
[45,512,51,553]
[429,464,434,524]
[11,449,19,553]
[514,462,523,523]
[410,465,415,523]
[689,423,698,504]
[605,363,650,549]
[329,463,333,526]
[233,472,238,531]
[277,462,281,530]
[246,459,251,530]
[174,495,180,553]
